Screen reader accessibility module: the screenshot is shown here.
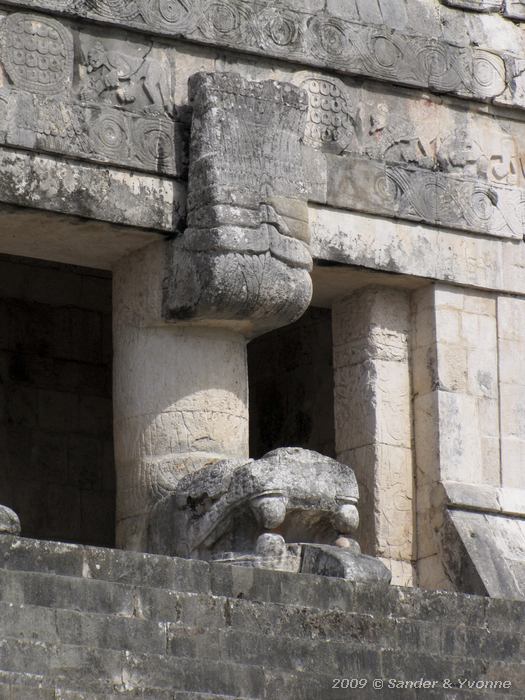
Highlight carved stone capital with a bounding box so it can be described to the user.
[165,72,313,336]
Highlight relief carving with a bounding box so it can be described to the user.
[2,12,73,95]
[0,10,180,176]
[294,67,525,240]
[0,0,517,109]
[327,156,524,241]
[299,74,355,154]
[166,72,312,334]
[79,40,173,116]
[147,447,391,583]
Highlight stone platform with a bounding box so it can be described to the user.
[0,536,523,699]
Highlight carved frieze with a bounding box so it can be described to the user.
[0,11,181,177]
[325,156,524,241]
[0,0,518,110]
[2,12,73,95]
[296,71,525,241]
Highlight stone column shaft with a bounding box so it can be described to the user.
[113,241,249,550]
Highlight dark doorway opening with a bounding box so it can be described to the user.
[0,255,115,546]
[248,307,336,459]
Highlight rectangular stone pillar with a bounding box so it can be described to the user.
[332,286,415,586]
[412,284,502,590]
[497,296,525,490]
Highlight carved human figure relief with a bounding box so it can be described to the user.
[79,40,173,116]
[364,102,434,168]
[437,130,488,179]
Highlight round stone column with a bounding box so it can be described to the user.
[113,241,248,550]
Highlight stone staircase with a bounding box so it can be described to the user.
[0,535,524,699]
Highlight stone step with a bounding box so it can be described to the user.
[0,600,379,679]
[0,677,246,699]
[0,536,209,596]
[0,567,522,668]
[0,638,264,698]
[0,567,228,626]
[0,536,363,617]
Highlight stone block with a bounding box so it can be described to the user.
[498,339,525,386]
[500,384,525,440]
[501,438,525,489]
[411,344,437,398]
[435,309,461,345]
[438,391,483,484]
[498,296,525,342]
[467,348,498,399]
[436,344,469,393]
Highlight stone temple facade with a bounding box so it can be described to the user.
[0,0,525,697]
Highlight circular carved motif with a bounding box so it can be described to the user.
[3,13,73,95]
[257,9,299,49]
[371,35,402,69]
[315,19,347,57]
[143,0,201,32]
[87,0,141,20]
[416,44,459,91]
[133,118,174,171]
[466,188,497,227]
[208,2,240,34]
[471,53,505,97]
[89,111,129,159]
[301,77,353,151]
[375,172,401,206]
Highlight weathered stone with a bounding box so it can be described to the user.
[0,11,182,178]
[333,288,414,585]
[148,447,385,582]
[113,241,249,550]
[0,0,518,111]
[166,72,313,335]
[445,509,525,600]
[0,506,20,535]
[0,535,522,697]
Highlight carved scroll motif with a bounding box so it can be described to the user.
[0,11,180,177]
[0,0,517,108]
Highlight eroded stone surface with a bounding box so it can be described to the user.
[445,509,525,600]
[0,11,183,177]
[113,241,249,551]
[442,0,525,20]
[0,0,520,111]
[333,287,414,586]
[0,506,20,535]
[149,448,358,555]
[147,447,390,582]
[166,72,313,334]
